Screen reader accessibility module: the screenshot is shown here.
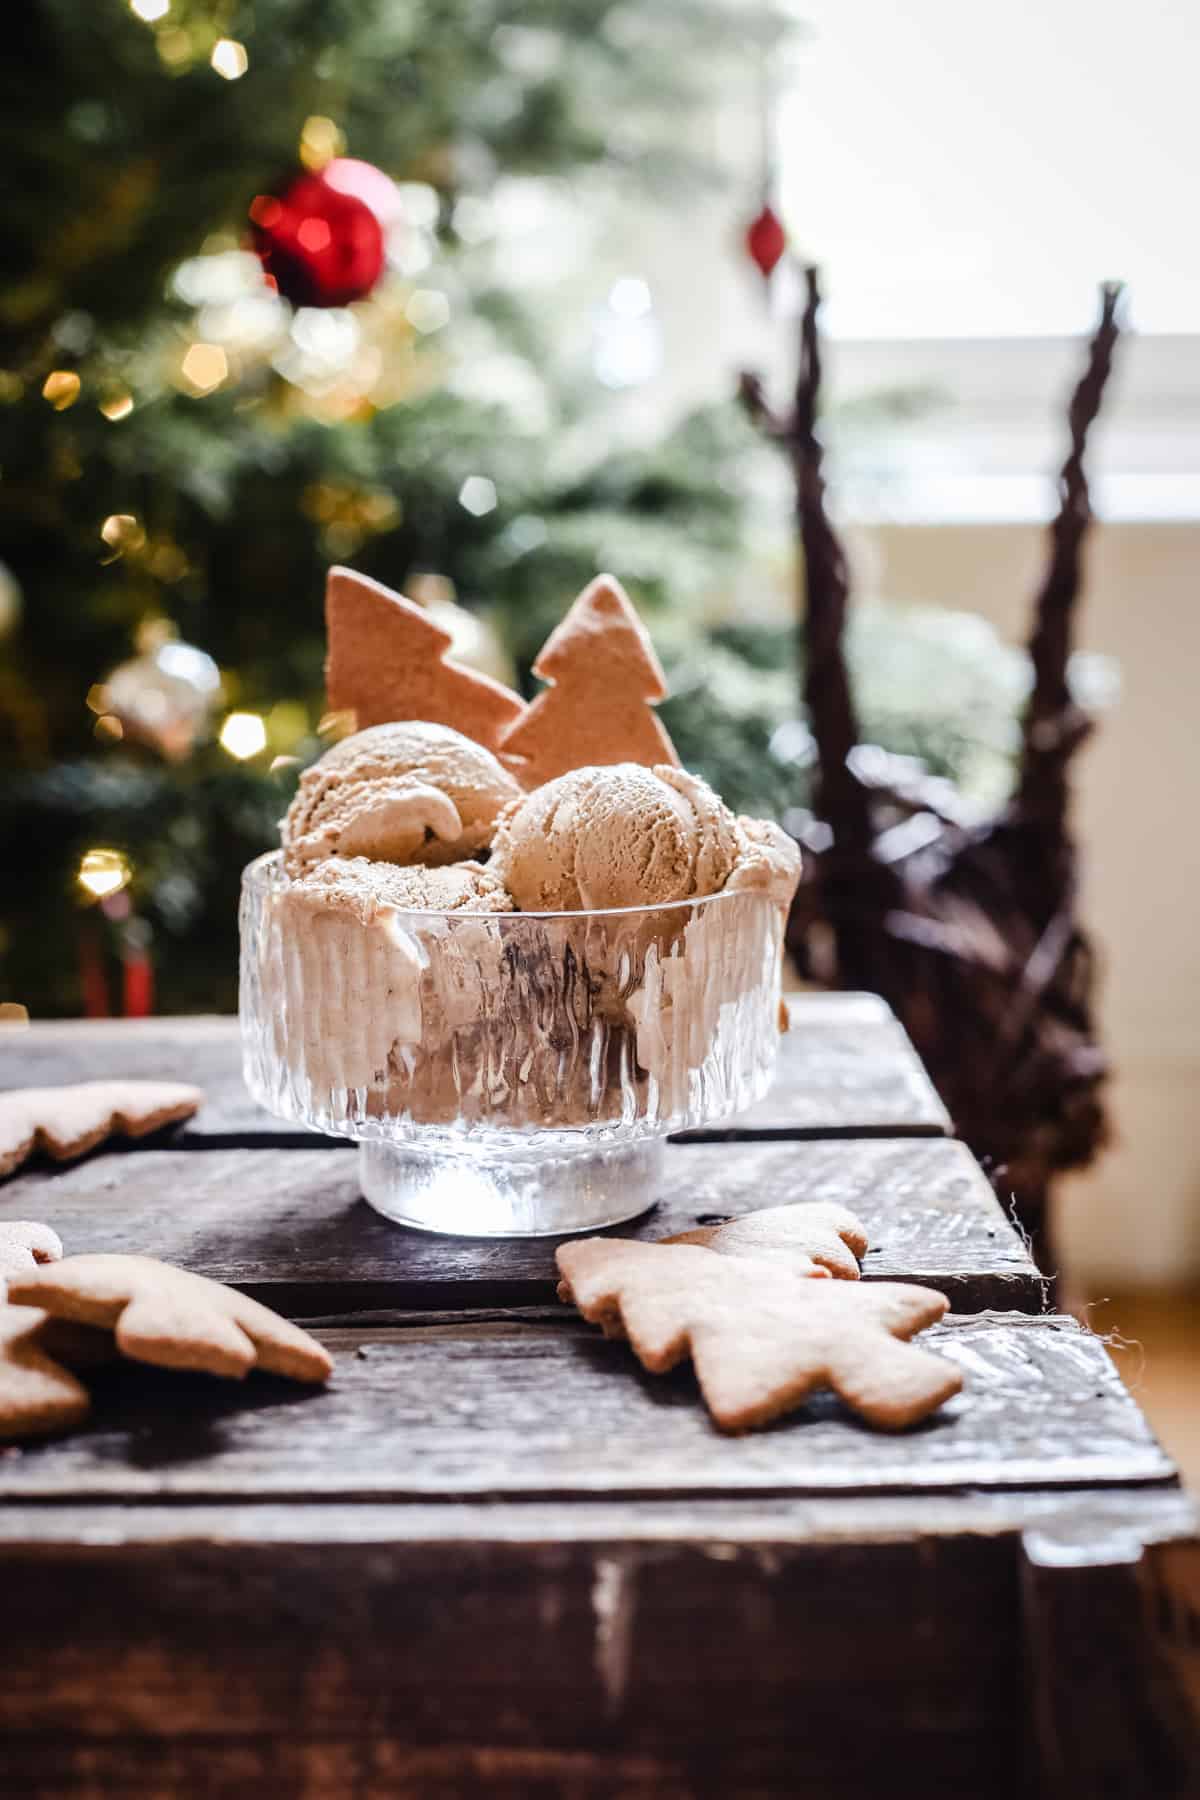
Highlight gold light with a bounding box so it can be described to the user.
[210,38,248,80]
[100,392,134,422]
[180,343,228,394]
[100,514,145,557]
[42,371,80,411]
[300,115,344,170]
[94,714,125,743]
[0,1003,30,1028]
[219,711,267,759]
[78,848,131,901]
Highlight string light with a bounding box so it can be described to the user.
[129,0,169,18]
[42,371,80,411]
[100,392,134,422]
[100,514,146,558]
[299,116,344,170]
[210,39,248,80]
[180,343,228,394]
[78,849,132,901]
[219,711,267,759]
[458,476,498,517]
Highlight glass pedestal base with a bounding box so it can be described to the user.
[358,1135,665,1238]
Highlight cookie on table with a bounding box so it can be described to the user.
[0,1081,203,1179]
[0,1304,91,1440]
[663,1200,868,1280]
[0,1220,63,1292]
[8,1253,332,1384]
[556,1237,960,1433]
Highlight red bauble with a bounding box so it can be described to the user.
[250,169,386,308]
[745,203,787,280]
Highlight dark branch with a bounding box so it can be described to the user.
[1016,280,1124,824]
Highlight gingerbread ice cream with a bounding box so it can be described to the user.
[241,567,800,1234]
[282,720,521,873]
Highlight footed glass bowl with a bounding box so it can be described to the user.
[239,850,785,1237]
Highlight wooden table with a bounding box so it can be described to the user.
[1,997,1196,1798]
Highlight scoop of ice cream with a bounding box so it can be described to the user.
[283,855,514,923]
[282,720,522,873]
[489,762,743,911]
[727,815,802,912]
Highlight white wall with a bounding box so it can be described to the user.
[872,521,1200,1287]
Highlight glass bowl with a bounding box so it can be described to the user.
[239,850,785,1237]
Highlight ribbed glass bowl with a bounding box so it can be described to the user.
[239,850,784,1236]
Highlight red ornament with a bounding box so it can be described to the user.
[250,169,386,308]
[745,203,787,280]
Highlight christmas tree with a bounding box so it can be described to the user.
[0,3,1047,1022]
[499,574,678,785]
[0,0,767,1016]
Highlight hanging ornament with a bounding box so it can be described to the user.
[97,626,221,761]
[745,202,787,281]
[249,165,390,309]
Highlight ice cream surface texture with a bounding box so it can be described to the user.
[489,762,799,914]
[283,855,514,921]
[282,721,521,873]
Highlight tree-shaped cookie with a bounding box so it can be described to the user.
[9,1254,332,1383]
[0,1081,203,1178]
[498,574,680,786]
[325,566,526,749]
[0,1306,91,1440]
[0,1221,63,1288]
[664,1200,867,1281]
[557,1238,960,1432]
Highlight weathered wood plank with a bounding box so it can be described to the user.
[0,1492,1193,1799]
[1021,1504,1200,1799]
[0,1528,1022,1799]
[0,1488,1193,1551]
[0,993,950,1148]
[0,1137,1039,1316]
[0,1314,1173,1502]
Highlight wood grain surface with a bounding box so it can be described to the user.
[1022,1504,1200,1798]
[0,993,950,1146]
[0,1136,1040,1316]
[0,1527,1022,1798]
[0,1312,1172,1503]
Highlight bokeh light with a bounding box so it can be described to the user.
[78,848,132,901]
[210,39,248,80]
[219,711,268,759]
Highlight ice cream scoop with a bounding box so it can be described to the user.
[282,720,522,873]
[282,854,515,923]
[489,762,747,912]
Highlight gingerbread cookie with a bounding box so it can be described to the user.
[0,1221,63,1291]
[0,1081,203,1179]
[664,1200,867,1280]
[498,574,680,787]
[324,566,526,749]
[0,1304,91,1440]
[8,1254,332,1383]
[556,1238,960,1433]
